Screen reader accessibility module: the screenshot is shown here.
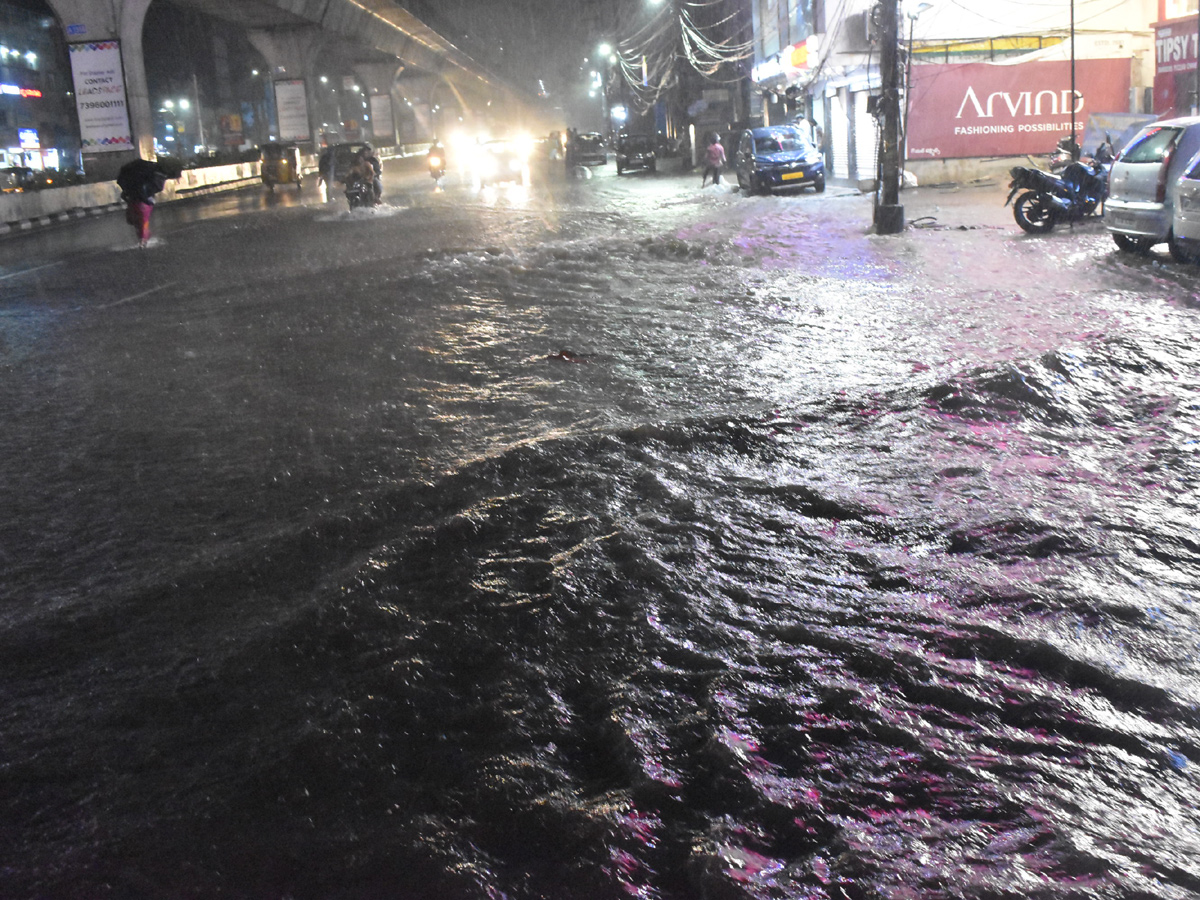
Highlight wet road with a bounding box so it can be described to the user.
[1,155,1199,899]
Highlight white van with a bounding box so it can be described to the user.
[1106,116,1200,260]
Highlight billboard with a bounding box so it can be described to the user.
[906,59,1131,159]
[370,93,394,142]
[273,79,310,142]
[68,41,133,153]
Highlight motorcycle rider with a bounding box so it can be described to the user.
[359,143,383,203]
[428,139,446,184]
[346,149,378,207]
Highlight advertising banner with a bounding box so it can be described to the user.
[273,79,310,142]
[1156,19,1197,75]
[68,41,133,153]
[906,59,1131,160]
[370,94,394,142]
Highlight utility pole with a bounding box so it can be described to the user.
[874,0,904,234]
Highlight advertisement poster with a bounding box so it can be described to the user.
[68,41,133,152]
[906,59,1131,159]
[370,93,394,142]
[273,79,310,142]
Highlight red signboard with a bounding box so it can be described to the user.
[1156,18,1197,74]
[906,59,1132,160]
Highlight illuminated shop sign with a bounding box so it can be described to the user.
[19,128,39,149]
[752,36,819,83]
[0,83,43,98]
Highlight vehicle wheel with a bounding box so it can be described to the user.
[1013,191,1056,234]
[1168,230,1194,263]
[1112,233,1153,254]
[813,174,826,193]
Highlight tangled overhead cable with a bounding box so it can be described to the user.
[613,0,753,111]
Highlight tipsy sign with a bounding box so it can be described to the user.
[906,59,1131,159]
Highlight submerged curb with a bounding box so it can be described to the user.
[0,177,265,238]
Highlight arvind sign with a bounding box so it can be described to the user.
[906,60,1130,159]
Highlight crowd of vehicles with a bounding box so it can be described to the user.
[991,115,1200,268]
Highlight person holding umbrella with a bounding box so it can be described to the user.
[116,156,183,248]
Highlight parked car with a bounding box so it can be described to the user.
[1106,115,1200,259]
[734,125,825,195]
[570,132,607,167]
[0,166,35,193]
[616,134,656,175]
[1169,147,1200,262]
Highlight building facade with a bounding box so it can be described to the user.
[748,0,1157,185]
[1154,0,1200,114]
[0,0,79,171]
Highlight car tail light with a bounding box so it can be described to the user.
[1157,138,1178,203]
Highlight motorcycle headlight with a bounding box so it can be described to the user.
[429,155,443,168]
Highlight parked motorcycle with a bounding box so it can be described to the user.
[1005,157,1110,234]
[344,176,375,210]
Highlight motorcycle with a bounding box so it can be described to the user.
[428,146,446,184]
[1005,156,1110,234]
[344,176,376,210]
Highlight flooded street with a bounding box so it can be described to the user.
[1,158,1199,899]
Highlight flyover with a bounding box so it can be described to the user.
[42,0,538,177]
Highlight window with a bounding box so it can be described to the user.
[1121,127,1182,164]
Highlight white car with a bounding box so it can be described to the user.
[1106,116,1200,260]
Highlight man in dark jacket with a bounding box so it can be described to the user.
[116,157,182,247]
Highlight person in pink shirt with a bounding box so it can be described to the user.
[701,133,726,187]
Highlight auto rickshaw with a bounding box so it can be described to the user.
[260,142,302,191]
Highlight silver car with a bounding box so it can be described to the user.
[1106,116,1200,259]
[1170,148,1200,262]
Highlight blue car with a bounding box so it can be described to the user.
[734,125,825,195]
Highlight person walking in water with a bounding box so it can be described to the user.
[116,157,182,248]
[700,133,725,187]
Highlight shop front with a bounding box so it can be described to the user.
[1155,17,1200,113]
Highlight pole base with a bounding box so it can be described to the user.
[874,203,905,235]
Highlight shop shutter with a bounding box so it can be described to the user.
[853,90,879,184]
[829,90,850,180]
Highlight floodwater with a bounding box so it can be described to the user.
[1,159,1198,899]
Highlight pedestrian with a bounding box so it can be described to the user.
[116,156,182,248]
[700,133,725,187]
[317,145,335,197]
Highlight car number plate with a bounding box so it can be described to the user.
[781,172,806,181]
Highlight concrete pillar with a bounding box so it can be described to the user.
[353,62,403,145]
[44,0,153,179]
[395,74,439,141]
[246,27,330,154]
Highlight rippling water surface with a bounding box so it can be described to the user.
[1,170,1198,898]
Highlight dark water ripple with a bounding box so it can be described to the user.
[3,198,1200,898]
